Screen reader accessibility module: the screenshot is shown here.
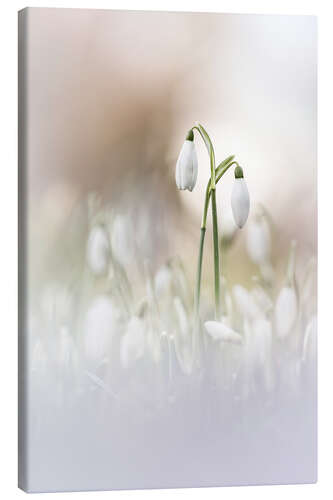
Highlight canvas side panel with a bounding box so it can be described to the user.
[18,7,29,493]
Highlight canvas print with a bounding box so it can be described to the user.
[18,8,317,493]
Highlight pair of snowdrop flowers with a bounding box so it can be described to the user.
[175,129,250,341]
[175,133,250,229]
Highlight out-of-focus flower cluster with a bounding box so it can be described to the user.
[29,196,317,410]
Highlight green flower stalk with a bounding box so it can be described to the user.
[175,123,250,322]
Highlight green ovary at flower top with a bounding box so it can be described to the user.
[175,123,250,321]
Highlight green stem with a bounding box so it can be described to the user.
[211,188,220,318]
[192,123,238,320]
[194,227,206,318]
[193,123,220,318]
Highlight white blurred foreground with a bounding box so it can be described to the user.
[26,198,317,492]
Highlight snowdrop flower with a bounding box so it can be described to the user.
[120,316,145,368]
[274,286,298,339]
[86,225,110,275]
[83,295,119,363]
[205,320,243,345]
[231,166,250,228]
[246,209,271,265]
[175,130,198,191]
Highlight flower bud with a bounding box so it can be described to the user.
[175,131,198,192]
[231,166,250,228]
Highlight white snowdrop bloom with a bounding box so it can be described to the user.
[274,286,298,339]
[83,295,119,363]
[231,167,250,229]
[246,214,271,265]
[175,133,198,191]
[86,225,109,275]
[173,296,189,338]
[120,316,145,368]
[205,320,243,344]
[233,285,261,321]
[154,265,172,297]
[302,315,317,363]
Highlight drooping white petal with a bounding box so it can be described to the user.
[231,178,250,228]
[175,140,198,191]
[86,225,110,275]
[204,320,243,344]
[120,316,145,368]
[274,286,298,338]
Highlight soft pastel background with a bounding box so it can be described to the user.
[27,9,316,286]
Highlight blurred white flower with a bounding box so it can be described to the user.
[111,213,133,267]
[233,285,261,321]
[231,169,250,228]
[205,320,243,344]
[120,316,145,368]
[175,139,198,191]
[274,286,298,339]
[154,265,172,297]
[83,295,119,363]
[246,212,271,265]
[86,225,110,275]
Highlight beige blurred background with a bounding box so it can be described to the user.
[25,8,317,287]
